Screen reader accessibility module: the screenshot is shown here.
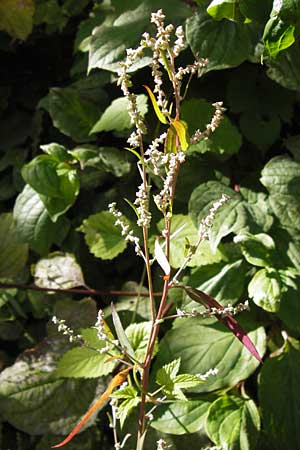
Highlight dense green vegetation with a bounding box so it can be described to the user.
[1,1,300,449]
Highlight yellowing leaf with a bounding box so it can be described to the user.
[52,367,132,448]
[0,0,35,40]
[164,126,177,153]
[143,85,168,124]
[171,119,189,151]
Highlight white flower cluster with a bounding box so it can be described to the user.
[94,309,107,341]
[175,300,249,320]
[108,202,145,258]
[153,151,186,214]
[134,175,152,228]
[144,132,168,175]
[175,59,208,82]
[199,193,229,239]
[52,316,81,343]
[156,438,171,450]
[190,101,225,144]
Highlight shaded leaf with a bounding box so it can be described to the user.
[0,213,28,278]
[111,303,136,361]
[234,232,276,267]
[0,0,34,40]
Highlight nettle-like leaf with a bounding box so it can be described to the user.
[189,181,273,251]
[13,184,70,255]
[90,95,148,134]
[39,87,101,142]
[263,16,295,59]
[32,252,85,289]
[151,397,215,435]
[111,385,140,428]
[0,213,28,278]
[186,9,255,72]
[155,317,266,393]
[259,338,300,450]
[79,211,127,260]
[182,99,242,156]
[0,0,34,40]
[234,232,276,267]
[22,154,80,222]
[125,321,157,362]
[248,267,282,312]
[206,395,261,450]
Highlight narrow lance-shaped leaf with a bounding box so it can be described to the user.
[111,303,136,361]
[143,85,168,124]
[182,286,262,362]
[171,119,189,151]
[52,367,131,448]
[154,239,171,277]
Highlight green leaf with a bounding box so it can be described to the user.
[41,143,69,162]
[69,146,131,177]
[278,287,300,333]
[207,0,244,21]
[260,156,300,231]
[0,213,28,278]
[206,395,260,450]
[155,317,266,393]
[239,0,272,23]
[189,181,273,251]
[276,0,300,25]
[111,304,136,361]
[186,9,253,72]
[182,99,242,156]
[248,268,281,312]
[39,87,100,142]
[51,298,97,332]
[125,321,156,362]
[56,346,116,379]
[151,398,213,435]
[234,232,276,267]
[114,394,140,428]
[13,184,70,255]
[32,252,85,289]
[88,1,190,73]
[157,214,224,269]
[239,112,281,151]
[259,338,300,450]
[263,16,295,59]
[0,338,99,435]
[79,211,127,260]
[90,95,148,134]
[0,0,34,40]
[266,44,300,91]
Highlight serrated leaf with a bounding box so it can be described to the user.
[0,213,28,278]
[259,338,300,450]
[186,9,253,72]
[13,184,70,255]
[151,398,213,435]
[206,395,260,450]
[248,268,281,312]
[32,252,85,289]
[125,321,156,362]
[234,232,276,267]
[111,304,136,361]
[0,0,34,40]
[56,346,116,379]
[182,99,242,156]
[117,397,140,429]
[90,95,148,133]
[155,317,266,393]
[79,211,127,260]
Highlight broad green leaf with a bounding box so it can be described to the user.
[88,1,190,73]
[116,397,140,429]
[206,395,260,450]
[186,259,247,306]
[263,16,295,58]
[0,213,28,278]
[182,99,242,156]
[111,303,136,361]
[266,44,300,91]
[126,321,156,362]
[248,268,281,312]
[189,181,273,251]
[207,0,244,21]
[90,95,148,134]
[0,338,99,435]
[239,0,272,23]
[39,87,100,142]
[234,232,276,267]
[239,112,281,151]
[68,146,131,177]
[41,143,69,162]
[56,346,116,378]
[13,185,70,255]
[0,0,34,40]
[151,398,213,435]
[155,317,266,393]
[278,287,300,333]
[186,9,253,72]
[259,338,300,450]
[260,156,300,231]
[157,214,224,269]
[32,252,85,289]
[78,211,127,260]
[50,298,97,332]
[276,0,300,24]
[156,359,181,398]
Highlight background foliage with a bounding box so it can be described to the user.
[1,0,300,449]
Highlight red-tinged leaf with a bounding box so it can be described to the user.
[51,367,132,448]
[171,119,189,151]
[182,286,262,363]
[143,85,168,124]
